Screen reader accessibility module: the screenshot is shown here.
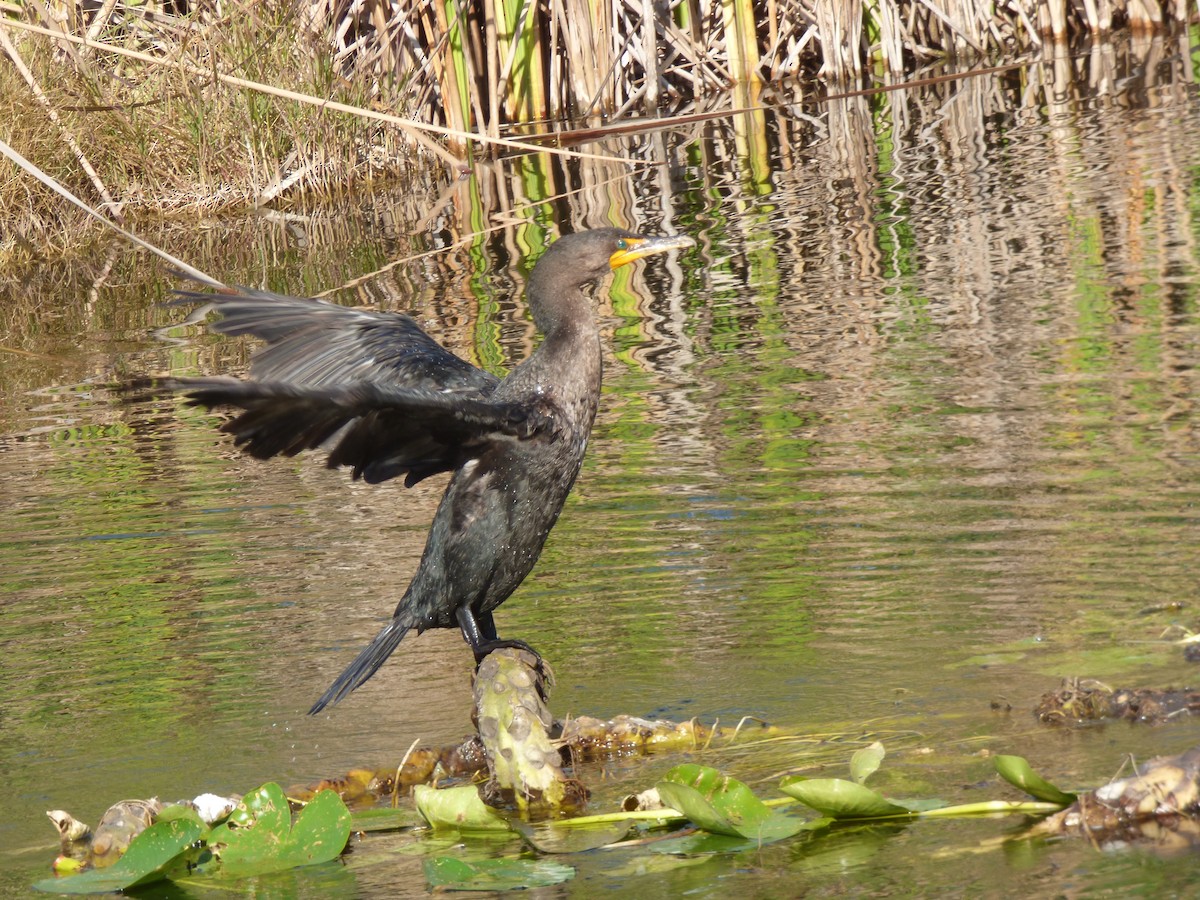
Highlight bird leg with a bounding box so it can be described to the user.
[457,606,541,667]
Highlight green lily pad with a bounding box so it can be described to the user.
[850,742,886,784]
[599,853,713,877]
[286,790,353,863]
[219,781,287,834]
[649,831,763,855]
[651,817,832,856]
[779,777,916,820]
[994,755,1076,805]
[513,819,632,853]
[413,784,512,833]
[655,764,807,843]
[889,797,950,813]
[423,856,575,890]
[350,806,423,833]
[33,812,206,894]
[207,783,351,876]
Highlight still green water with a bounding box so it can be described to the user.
[4,36,1200,897]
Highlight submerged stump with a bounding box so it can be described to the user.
[45,649,760,875]
[473,648,587,813]
[289,676,742,810]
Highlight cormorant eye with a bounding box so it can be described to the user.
[616,239,628,250]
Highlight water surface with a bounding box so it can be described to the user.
[3,34,1200,897]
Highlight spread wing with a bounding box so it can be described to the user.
[156,287,519,485]
[172,287,499,395]
[167,378,552,486]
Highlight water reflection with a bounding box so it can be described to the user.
[2,32,1200,898]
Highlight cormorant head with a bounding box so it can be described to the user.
[534,228,694,288]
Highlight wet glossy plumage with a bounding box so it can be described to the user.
[155,228,691,713]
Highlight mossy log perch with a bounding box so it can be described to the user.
[472,648,585,813]
[46,648,762,870]
[295,647,758,811]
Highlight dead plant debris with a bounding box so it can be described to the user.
[1036,678,1200,725]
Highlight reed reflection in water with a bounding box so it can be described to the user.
[1,33,1199,898]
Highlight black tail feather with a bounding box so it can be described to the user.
[308,617,413,714]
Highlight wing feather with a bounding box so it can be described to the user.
[171,287,498,395]
[167,377,550,485]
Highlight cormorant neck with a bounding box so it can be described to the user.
[528,271,596,339]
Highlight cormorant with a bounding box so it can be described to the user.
[153,228,693,713]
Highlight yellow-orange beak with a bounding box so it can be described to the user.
[609,233,695,270]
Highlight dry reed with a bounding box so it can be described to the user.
[312,0,1197,128]
[1,0,419,269]
[1,0,1195,269]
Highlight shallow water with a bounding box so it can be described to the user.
[4,34,1200,896]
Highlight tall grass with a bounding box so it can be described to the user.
[4,29,1195,452]
[1,0,1195,269]
[0,0,425,261]
[314,0,1197,127]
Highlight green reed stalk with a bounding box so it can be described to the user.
[445,0,476,148]
[723,0,763,84]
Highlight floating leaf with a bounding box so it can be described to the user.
[994,756,1076,805]
[207,783,350,876]
[655,764,807,843]
[220,782,287,833]
[850,742,886,784]
[33,813,206,894]
[779,777,916,820]
[423,856,575,890]
[889,797,949,813]
[350,806,422,833]
[651,818,832,856]
[285,789,354,865]
[513,819,632,854]
[599,853,713,877]
[156,804,209,826]
[413,784,512,833]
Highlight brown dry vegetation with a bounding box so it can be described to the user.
[0,0,1195,273]
[315,0,1194,130]
[0,0,422,265]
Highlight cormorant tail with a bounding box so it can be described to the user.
[308,617,413,714]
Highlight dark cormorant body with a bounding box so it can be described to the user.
[154,228,692,713]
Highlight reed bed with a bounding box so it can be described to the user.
[313,0,1197,130]
[0,0,419,268]
[5,29,1196,506]
[1,0,1195,269]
